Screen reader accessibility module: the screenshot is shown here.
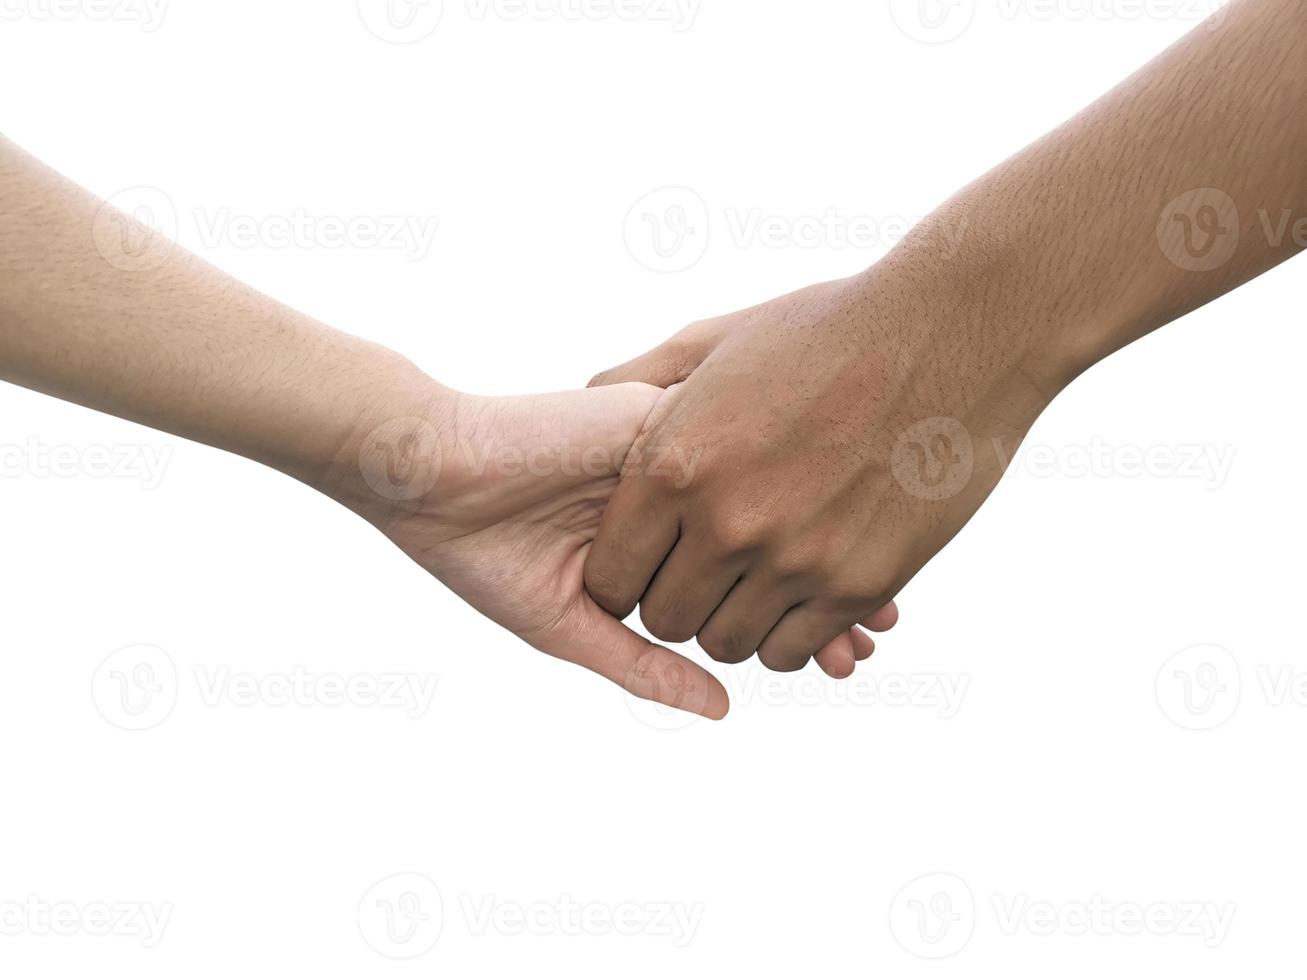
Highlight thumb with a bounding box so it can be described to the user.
[536,594,729,721]
[587,318,729,389]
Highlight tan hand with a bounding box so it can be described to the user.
[585,270,1042,672]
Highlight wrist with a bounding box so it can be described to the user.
[870,202,1120,403]
[303,343,458,528]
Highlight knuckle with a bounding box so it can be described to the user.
[639,600,694,644]
[851,571,897,607]
[768,546,823,582]
[642,459,692,495]
[679,316,725,349]
[584,565,636,618]
[825,585,876,610]
[705,512,766,556]
[698,627,753,665]
[822,568,896,610]
[665,341,704,381]
[758,647,809,673]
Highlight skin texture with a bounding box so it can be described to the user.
[331,385,898,716]
[586,0,1307,671]
[0,137,896,721]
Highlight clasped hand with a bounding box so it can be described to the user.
[357,261,1056,721]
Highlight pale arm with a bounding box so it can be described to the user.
[0,138,742,718]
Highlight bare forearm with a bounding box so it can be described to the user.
[880,0,1306,390]
[583,0,1307,665]
[0,139,731,716]
[0,137,440,489]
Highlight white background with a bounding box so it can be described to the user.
[1,0,1303,975]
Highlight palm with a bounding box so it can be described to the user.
[378,383,730,719]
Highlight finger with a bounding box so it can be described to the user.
[587,319,728,389]
[588,347,695,390]
[863,601,899,632]
[851,626,876,661]
[638,541,743,643]
[535,592,729,720]
[584,482,679,619]
[813,629,857,679]
[696,576,799,666]
[757,603,851,673]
